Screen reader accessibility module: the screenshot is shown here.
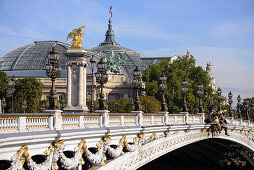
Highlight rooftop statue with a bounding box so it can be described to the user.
[104,50,126,73]
[66,25,86,49]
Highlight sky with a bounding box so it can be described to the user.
[0,0,254,102]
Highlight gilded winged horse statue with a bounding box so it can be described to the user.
[66,25,86,49]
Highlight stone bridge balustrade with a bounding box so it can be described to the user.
[0,112,206,134]
[0,112,254,169]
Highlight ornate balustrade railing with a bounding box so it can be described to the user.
[0,112,253,134]
[0,111,254,170]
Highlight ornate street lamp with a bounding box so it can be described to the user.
[244,98,250,120]
[90,55,96,113]
[197,83,204,113]
[228,91,233,117]
[11,76,17,113]
[1,98,6,113]
[237,95,242,118]
[22,100,27,113]
[132,66,142,111]
[45,47,61,110]
[216,87,222,111]
[181,76,188,112]
[159,73,168,112]
[95,57,108,110]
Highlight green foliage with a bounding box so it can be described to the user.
[140,96,161,113]
[241,97,254,120]
[108,98,132,113]
[13,78,43,113]
[145,80,158,97]
[0,71,9,99]
[143,54,215,114]
[86,99,99,112]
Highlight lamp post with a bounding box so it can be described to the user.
[45,47,61,110]
[11,76,16,113]
[181,76,188,112]
[22,100,27,113]
[197,83,204,113]
[132,66,142,111]
[244,98,250,120]
[228,91,233,117]
[216,87,222,111]
[1,98,6,113]
[237,95,242,118]
[95,57,108,110]
[90,55,96,113]
[159,73,168,112]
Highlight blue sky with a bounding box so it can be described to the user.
[0,0,254,101]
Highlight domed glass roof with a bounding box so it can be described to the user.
[0,41,70,71]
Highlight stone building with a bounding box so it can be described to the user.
[0,18,173,103]
[206,61,216,92]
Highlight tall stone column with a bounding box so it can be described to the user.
[78,62,84,107]
[63,50,89,113]
[67,63,72,107]
[83,64,87,108]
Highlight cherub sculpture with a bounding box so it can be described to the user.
[66,25,86,49]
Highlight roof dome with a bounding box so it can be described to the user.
[0,41,70,71]
[89,18,142,79]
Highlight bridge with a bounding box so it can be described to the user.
[0,110,254,169]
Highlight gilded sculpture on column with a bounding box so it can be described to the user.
[66,25,86,49]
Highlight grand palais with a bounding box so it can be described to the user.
[0,18,178,102]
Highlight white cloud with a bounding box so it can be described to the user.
[208,17,254,40]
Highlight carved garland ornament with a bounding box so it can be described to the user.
[6,129,253,170]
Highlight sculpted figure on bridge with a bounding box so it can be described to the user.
[206,109,229,136]
[104,136,125,159]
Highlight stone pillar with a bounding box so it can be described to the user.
[67,63,72,107]
[159,111,169,125]
[96,110,109,127]
[63,50,89,113]
[78,62,84,107]
[18,116,26,132]
[197,113,205,123]
[45,110,62,130]
[83,64,87,108]
[132,111,143,126]
[79,116,84,128]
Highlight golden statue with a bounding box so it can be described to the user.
[66,25,86,49]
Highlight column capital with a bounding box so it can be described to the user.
[77,61,87,67]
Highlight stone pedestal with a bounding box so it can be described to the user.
[180,112,189,123]
[45,110,63,130]
[63,49,89,113]
[159,111,169,125]
[197,113,205,123]
[95,110,110,127]
[132,111,143,126]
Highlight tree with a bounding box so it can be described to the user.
[108,98,132,113]
[13,78,43,113]
[143,55,215,114]
[0,70,9,99]
[108,96,161,113]
[140,96,161,113]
